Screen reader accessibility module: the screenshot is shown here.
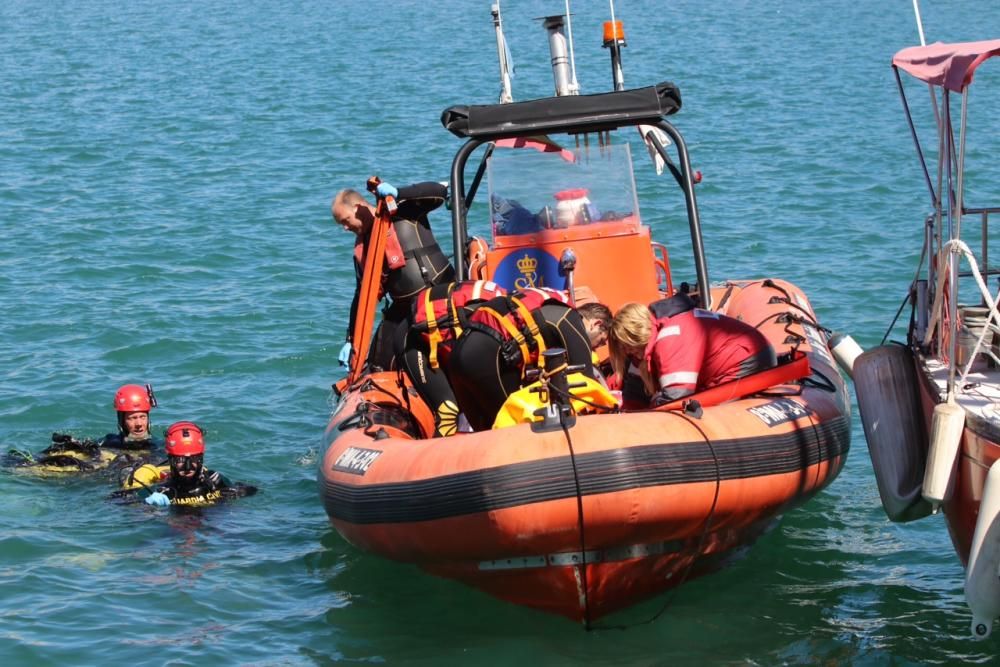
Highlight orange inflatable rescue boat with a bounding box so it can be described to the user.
[319,12,852,625]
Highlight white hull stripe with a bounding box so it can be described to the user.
[478,537,689,570]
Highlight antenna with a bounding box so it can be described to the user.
[911,0,927,46]
[492,3,514,103]
[603,0,626,91]
[564,0,580,94]
[909,0,941,135]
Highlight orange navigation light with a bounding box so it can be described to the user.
[602,20,626,47]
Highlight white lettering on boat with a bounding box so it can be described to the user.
[333,446,383,475]
[748,398,813,427]
[802,321,834,367]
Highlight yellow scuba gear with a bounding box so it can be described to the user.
[492,372,619,429]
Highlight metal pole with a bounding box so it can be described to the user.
[894,68,935,206]
[543,15,574,97]
[945,92,959,394]
[450,139,485,279]
[655,120,711,309]
[492,3,513,103]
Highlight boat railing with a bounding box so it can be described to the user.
[961,207,1000,282]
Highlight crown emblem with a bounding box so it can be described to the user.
[516,254,538,274]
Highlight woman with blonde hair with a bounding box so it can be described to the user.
[609,302,658,404]
[609,293,776,408]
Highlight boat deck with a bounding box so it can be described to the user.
[925,357,1000,429]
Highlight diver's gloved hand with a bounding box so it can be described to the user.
[45,433,96,454]
[50,432,81,449]
[144,491,170,507]
[651,388,691,408]
[375,182,398,199]
[338,341,353,367]
[650,389,674,408]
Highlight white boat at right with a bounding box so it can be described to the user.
[854,39,1000,639]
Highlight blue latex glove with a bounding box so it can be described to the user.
[376,182,398,199]
[338,341,353,366]
[144,491,170,507]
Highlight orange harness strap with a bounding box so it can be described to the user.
[424,287,444,369]
[475,306,532,370]
[425,283,461,370]
[509,296,547,359]
[474,296,548,378]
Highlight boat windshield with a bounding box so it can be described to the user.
[486,139,641,241]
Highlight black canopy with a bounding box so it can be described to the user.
[441,81,681,140]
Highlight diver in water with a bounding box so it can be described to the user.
[101,383,161,450]
[5,383,163,474]
[113,421,257,507]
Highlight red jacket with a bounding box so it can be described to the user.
[645,307,775,401]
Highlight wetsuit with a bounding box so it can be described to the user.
[348,182,455,370]
[5,432,162,474]
[99,433,162,452]
[398,280,507,436]
[447,288,597,431]
[635,294,777,406]
[111,467,257,506]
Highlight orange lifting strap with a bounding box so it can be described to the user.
[423,284,461,370]
[475,296,548,377]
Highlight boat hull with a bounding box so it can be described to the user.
[914,353,1000,565]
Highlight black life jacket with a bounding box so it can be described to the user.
[355,218,454,301]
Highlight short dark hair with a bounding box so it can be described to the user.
[578,302,612,330]
[337,188,368,207]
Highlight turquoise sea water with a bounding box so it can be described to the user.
[3,0,1000,663]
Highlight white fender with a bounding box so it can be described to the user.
[922,402,965,511]
[829,332,863,380]
[965,459,1000,639]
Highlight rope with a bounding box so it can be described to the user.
[881,214,931,345]
[558,417,593,629]
[800,367,838,393]
[546,382,620,413]
[753,289,828,333]
[935,239,1000,387]
[591,411,721,632]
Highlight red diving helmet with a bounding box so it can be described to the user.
[165,421,205,456]
[114,384,155,413]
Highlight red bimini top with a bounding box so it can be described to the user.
[893,39,1000,92]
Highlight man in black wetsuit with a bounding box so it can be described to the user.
[103,383,161,450]
[115,421,257,507]
[5,383,163,473]
[446,289,611,431]
[331,180,455,371]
